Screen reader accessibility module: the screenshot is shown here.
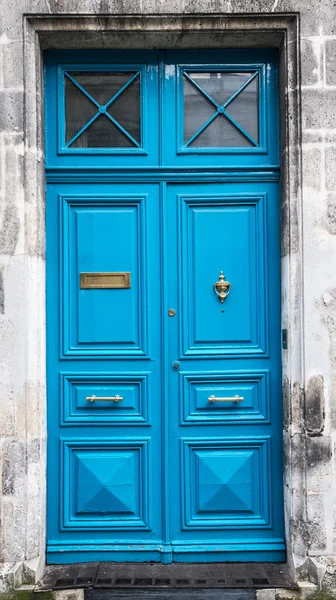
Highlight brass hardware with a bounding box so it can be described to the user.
[168,308,176,317]
[80,272,131,289]
[214,271,231,303]
[86,395,124,403]
[208,395,244,403]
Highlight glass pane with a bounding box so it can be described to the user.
[68,72,135,106]
[65,78,97,145]
[65,72,140,148]
[184,78,216,144]
[70,115,134,148]
[189,115,253,148]
[183,71,258,148]
[188,72,254,105]
[107,77,140,144]
[226,76,259,144]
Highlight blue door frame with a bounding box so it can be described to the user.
[45,49,285,564]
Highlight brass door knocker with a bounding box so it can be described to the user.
[214,271,231,304]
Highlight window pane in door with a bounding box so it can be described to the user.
[65,72,140,148]
[70,115,135,148]
[226,75,259,144]
[189,116,254,148]
[183,71,259,148]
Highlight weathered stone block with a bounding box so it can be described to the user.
[1,497,26,561]
[325,131,336,143]
[325,193,336,236]
[183,0,228,11]
[305,375,325,434]
[2,440,26,496]
[256,590,276,600]
[100,0,143,13]
[1,39,24,89]
[325,39,336,86]
[291,433,306,478]
[296,0,336,36]
[302,130,325,145]
[0,89,24,132]
[0,386,14,435]
[53,590,84,600]
[306,436,332,492]
[301,38,321,87]
[325,146,336,192]
[302,146,322,191]
[0,203,21,255]
[302,90,336,130]
[306,492,328,552]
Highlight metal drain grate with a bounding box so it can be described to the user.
[37,562,296,591]
[85,590,256,600]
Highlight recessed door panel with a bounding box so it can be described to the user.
[180,372,269,424]
[62,195,149,356]
[179,194,267,355]
[61,373,150,425]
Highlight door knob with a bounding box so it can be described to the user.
[214,271,231,304]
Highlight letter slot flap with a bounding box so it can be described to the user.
[80,272,131,289]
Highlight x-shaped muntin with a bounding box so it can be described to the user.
[183,71,259,147]
[65,71,140,148]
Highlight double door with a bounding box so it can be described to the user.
[45,49,285,563]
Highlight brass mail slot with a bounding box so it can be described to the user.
[80,272,131,289]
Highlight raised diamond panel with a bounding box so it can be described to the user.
[62,439,150,530]
[182,438,270,530]
[76,452,137,514]
[197,450,254,513]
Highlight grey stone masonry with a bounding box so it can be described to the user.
[0,0,336,594]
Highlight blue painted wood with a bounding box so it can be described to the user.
[164,181,284,561]
[45,50,284,564]
[163,50,279,168]
[46,182,163,558]
[44,51,159,168]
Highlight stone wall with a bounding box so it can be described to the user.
[0,0,336,593]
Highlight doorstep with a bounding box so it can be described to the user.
[36,563,296,591]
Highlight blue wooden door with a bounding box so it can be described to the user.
[45,49,285,564]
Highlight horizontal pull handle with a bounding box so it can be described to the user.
[86,395,124,403]
[208,395,244,403]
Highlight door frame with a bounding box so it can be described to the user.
[22,12,303,582]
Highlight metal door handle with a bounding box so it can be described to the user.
[208,395,244,403]
[86,395,124,403]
